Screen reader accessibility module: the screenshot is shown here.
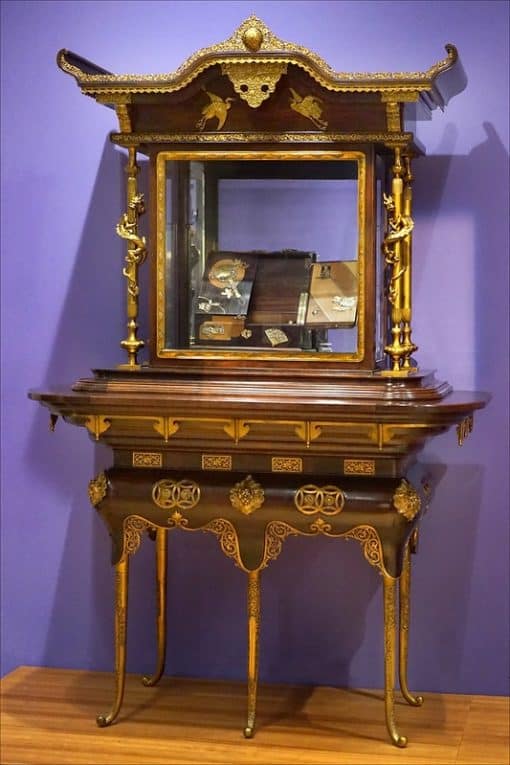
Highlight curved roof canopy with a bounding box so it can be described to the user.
[57,15,466,112]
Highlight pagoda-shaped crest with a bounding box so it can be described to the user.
[58,15,465,112]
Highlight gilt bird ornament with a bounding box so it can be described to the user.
[196,90,235,131]
[289,88,328,130]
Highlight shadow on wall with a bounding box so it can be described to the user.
[42,140,125,387]
[470,122,509,391]
[26,140,125,670]
[413,121,509,387]
[409,462,483,693]
[160,531,379,688]
[259,534,379,689]
[411,123,507,693]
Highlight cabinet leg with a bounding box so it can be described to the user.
[383,573,408,748]
[243,569,260,739]
[143,529,168,687]
[399,543,424,706]
[97,557,129,727]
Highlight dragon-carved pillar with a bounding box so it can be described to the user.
[383,146,417,373]
[116,147,147,368]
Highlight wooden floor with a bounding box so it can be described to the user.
[1,667,508,764]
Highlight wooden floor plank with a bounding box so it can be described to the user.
[1,667,508,765]
[456,695,510,764]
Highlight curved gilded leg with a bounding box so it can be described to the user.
[143,529,168,687]
[243,569,260,739]
[399,543,424,707]
[97,557,129,727]
[383,573,408,748]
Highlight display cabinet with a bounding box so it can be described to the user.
[30,17,489,747]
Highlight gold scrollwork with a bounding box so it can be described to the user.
[88,471,107,507]
[309,517,333,533]
[344,459,375,475]
[113,131,411,146]
[271,457,302,473]
[157,514,245,570]
[230,475,265,515]
[344,526,385,570]
[312,522,384,571]
[393,479,421,521]
[261,520,385,574]
[167,511,189,529]
[222,62,287,108]
[202,454,233,470]
[123,515,151,557]
[158,512,387,576]
[294,484,345,515]
[132,452,162,468]
[202,518,245,570]
[262,521,299,567]
[152,479,201,511]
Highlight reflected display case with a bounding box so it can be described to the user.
[30,17,489,749]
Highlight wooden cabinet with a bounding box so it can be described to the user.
[30,17,489,747]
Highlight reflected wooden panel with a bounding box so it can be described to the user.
[1,667,508,765]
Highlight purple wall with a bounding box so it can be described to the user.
[1,1,508,696]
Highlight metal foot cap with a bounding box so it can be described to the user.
[96,714,112,728]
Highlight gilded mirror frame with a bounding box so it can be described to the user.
[155,150,366,362]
